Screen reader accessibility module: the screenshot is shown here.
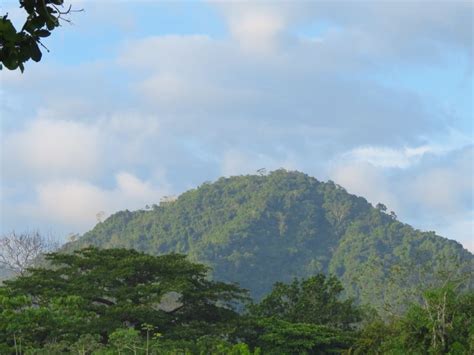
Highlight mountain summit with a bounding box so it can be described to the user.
[68,170,472,308]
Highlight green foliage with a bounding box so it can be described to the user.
[354,282,474,354]
[257,319,354,354]
[0,287,94,352]
[1,0,78,72]
[108,328,141,354]
[2,246,471,353]
[70,334,103,354]
[352,318,395,354]
[238,275,359,354]
[398,285,473,353]
[250,274,360,330]
[66,170,473,310]
[1,247,248,352]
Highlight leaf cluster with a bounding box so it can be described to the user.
[1,0,78,72]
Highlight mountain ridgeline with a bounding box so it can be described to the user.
[67,170,473,308]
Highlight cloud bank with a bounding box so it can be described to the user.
[1,1,472,250]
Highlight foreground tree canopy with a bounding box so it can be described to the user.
[1,248,247,350]
[1,248,248,353]
[1,247,472,354]
[0,0,77,72]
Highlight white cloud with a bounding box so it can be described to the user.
[226,10,286,54]
[30,172,168,231]
[115,171,158,200]
[117,33,437,150]
[2,119,101,180]
[35,180,108,228]
[342,145,432,169]
[214,0,473,61]
[328,161,400,212]
[408,146,473,216]
[339,128,474,169]
[0,1,472,252]
[435,212,474,253]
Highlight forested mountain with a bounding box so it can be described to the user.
[66,170,473,309]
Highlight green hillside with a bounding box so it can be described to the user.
[66,170,473,308]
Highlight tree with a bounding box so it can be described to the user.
[108,328,142,355]
[0,0,80,72]
[70,334,103,355]
[251,318,355,354]
[398,284,473,353]
[239,275,360,354]
[353,265,474,354]
[354,287,474,354]
[250,274,361,330]
[1,247,248,351]
[0,288,93,354]
[0,230,58,276]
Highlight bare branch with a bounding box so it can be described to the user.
[0,230,59,276]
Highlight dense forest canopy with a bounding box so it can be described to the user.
[2,170,472,353]
[66,170,473,310]
[1,247,472,354]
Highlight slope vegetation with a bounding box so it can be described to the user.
[67,170,473,307]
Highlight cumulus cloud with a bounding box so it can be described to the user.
[34,180,108,228]
[328,161,400,212]
[217,3,288,54]
[0,1,472,251]
[118,33,437,150]
[215,0,473,62]
[327,144,473,250]
[436,212,474,252]
[30,172,168,230]
[2,119,101,180]
[342,145,441,169]
[0,59,130,127]
[408,146,473,216]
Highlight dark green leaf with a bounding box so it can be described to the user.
[35,29,51,38]
[29,41,42,62]
[0,18,18,42]
[46,20,56,30]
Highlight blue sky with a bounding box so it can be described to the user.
[1,0,473,250]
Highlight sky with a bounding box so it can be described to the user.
[0,0,473,251]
